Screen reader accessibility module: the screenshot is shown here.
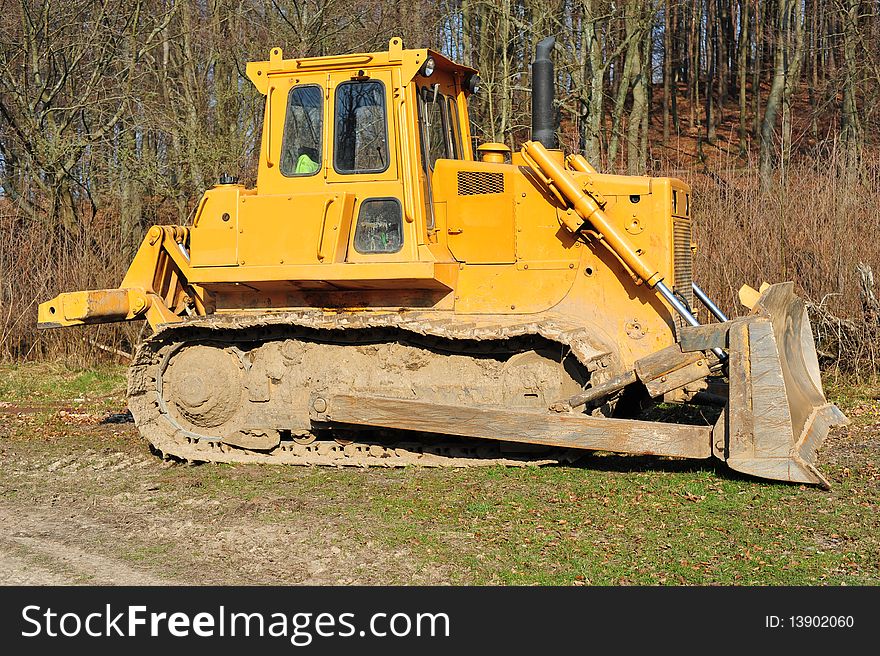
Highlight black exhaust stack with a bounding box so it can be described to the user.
[531,36,557,149]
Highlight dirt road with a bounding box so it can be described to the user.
[0,503,172,584]
[0,407,448,585]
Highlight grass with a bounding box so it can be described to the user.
[340,465,873,585]
[0,362,877,585]
[121,543,175,564]
[0,362,126,410]
[140,425,877,585]
[174,463,875,585]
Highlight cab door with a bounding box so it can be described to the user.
[326,69,416,263]
[237,77,336,267]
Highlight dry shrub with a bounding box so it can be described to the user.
[682,149,880,376]
[0,202,143,365]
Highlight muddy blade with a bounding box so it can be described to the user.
[722,282,848,487]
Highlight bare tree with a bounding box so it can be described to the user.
[759,0,805,187]
[840,0,863,169]
[608,0,651,169]
[0,0,177,229]
[737,0,749,154]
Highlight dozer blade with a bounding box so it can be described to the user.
[717,282,848,487]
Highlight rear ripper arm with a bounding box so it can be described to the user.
[37,226,203,330]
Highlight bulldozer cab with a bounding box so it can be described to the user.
[238,38,479,270]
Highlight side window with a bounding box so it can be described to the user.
[280,85,323,177]
[446,96,462,159]
[334,81,388,174]
[419,87,449,170]
[354,198,403,254]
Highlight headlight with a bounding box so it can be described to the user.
[421,57,435,77]
[465,73,482,94]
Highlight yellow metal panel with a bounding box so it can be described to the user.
[395,74,422,228]
[190,185,244,267]
[433,160,516,264]
[455,264,577,314]
[556,250,675,366]
[446,192,516,263]
[513,174,580,269]
[319,193,356,263]
[237,193,338,267]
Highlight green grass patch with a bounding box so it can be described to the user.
[0,362,127,409]
[346,463,877,585]
[121,542,175,564]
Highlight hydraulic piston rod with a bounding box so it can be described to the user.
[655,282,726,361]
[692,282,729,322]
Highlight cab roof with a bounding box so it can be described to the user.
[246,37,477,95]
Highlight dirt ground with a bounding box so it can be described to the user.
[0,405,455,585]
[0,364,878,586]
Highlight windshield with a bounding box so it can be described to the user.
[334,80,389,174]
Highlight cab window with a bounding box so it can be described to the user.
[418,87,463,169]
[353,198,403,254]
[280,85,323,177]
[446,95,462,158]
[334,80,388,174]
[421,88,447,169]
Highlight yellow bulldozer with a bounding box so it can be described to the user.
[38,36,847,486]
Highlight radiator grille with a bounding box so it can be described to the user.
[673,217,694,331]
[457,171,504,195]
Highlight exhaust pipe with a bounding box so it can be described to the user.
[531,36,557,149]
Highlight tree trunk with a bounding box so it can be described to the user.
[582,0,606,164]
[738,0,750,154]
[627,4,651,174]
[462,0,473,65]
[688,0,700,129]
[119,122,143,262]
[663,0,671,146]
[498,0,512,145]
[781,0,805,175]
[670,0,680,134]
[716,0,729,109]
[54,180,78,235]
[608,2,642,166]
[752,0,763,137]
[640,14,651,170]
[705,0,717,144]
[841,0,863,170]
[760,0,790,188]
